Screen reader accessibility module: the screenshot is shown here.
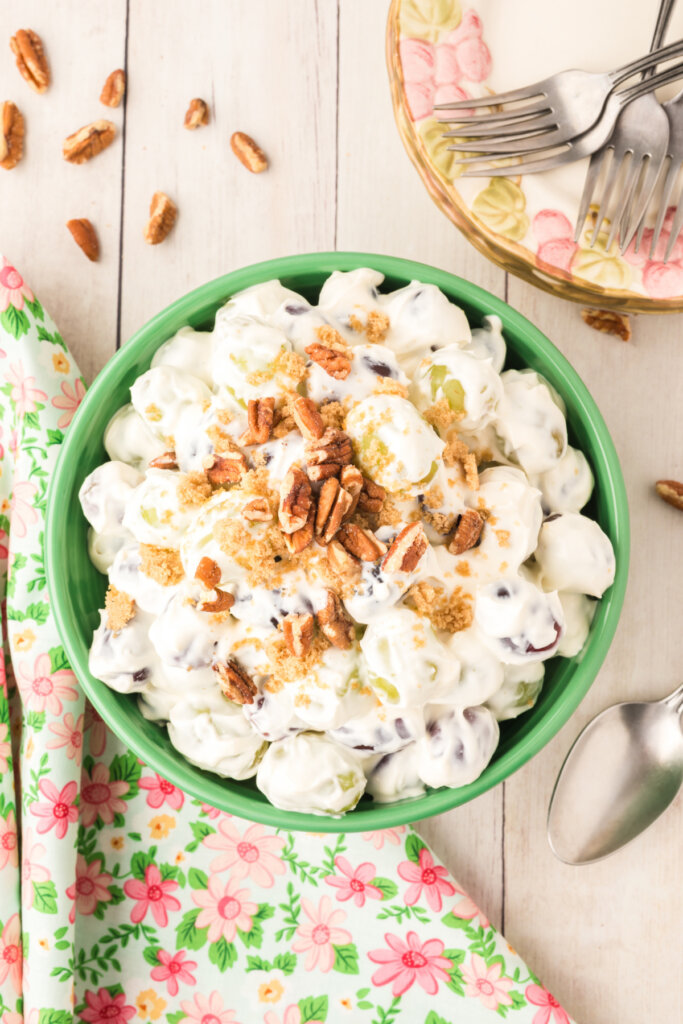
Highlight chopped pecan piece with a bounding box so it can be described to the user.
[305,342,352,380]
[213,658,256,705]
[282,505,315,555]
[340,465,363,517]
[326,538,361,579]
[63,120,116,164]
[143,191,177,245]
[305,428,353,482]
[66,218,99,261]
[279,466,313,534]
[281,612,315,657]
[0,101,24,170]
[195,556,221,589]
[230,131,268,173]
[292,395,324,440]
[204,448,248,485]
[245,397,274,444]
[382,521,429,573]
[242,497,272,521]
[316,590,354,650]
[357,475,386,515]
[337,523,387,562]
[199,589,235,613]
[100,68,126,108]
[148,450,178,470]
[184,97,209,129]
[581,308,631,342]
[448,509,484,555]
[655,479,683,511]
[10,29,49,93]
[315,478,354,544]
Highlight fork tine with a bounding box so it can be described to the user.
[664,193,683,261]
[442,112,555,140]
[605,157,642,251]
[436,105,551,127]
[620,155,671,254]
[590,152,621,247]
[459,148,573,177]
[433,84,547,111]
[447,127,563,155]
[574,151,605,242]
[645,160,678,256]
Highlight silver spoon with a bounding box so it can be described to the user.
[547,682,683,865]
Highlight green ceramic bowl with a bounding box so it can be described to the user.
[46,252,629,832]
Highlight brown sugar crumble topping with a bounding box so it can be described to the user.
[405,581,473,634]
[139,544,185,586]
[105,586,135,633]
[177,472,213,509]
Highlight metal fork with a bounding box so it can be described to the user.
[435,37,683,160]
[635,88,683,259]
[576,0,676,251]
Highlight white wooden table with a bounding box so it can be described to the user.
[2,3,682,1021]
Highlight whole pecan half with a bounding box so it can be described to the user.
[281,612,315,657]
[279,466,313,534]
[199,589,235,613]
[63,120,116,164]
[148,450,178,470]
[283,505,315,555]
[358,475,386,515]
[581,308,631,343]
[305,428,353,482]
[143,191,177,245]
[213,658,256,705]
[0,101,24,171]
[337,523,387,562]
[245,397,275,444]
[655,479,683,512]
[292,395,324,440]
[10,29,49,93]
[100,69,126,108]
[315,478,354,544]
[205,449,247,485]
[340,466,363,517]
[230,131,268,173]
[305,342,352,380]
[382,521,429,573]
[184,97,209,129]
[66,218,99,262]
[326,538,361,579]
[448,508,484,555]
[316,590,354,649]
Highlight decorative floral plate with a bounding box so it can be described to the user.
[387,0,683,312]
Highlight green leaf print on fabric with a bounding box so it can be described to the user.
[208,936,237,971]
[24,296,44,321]
[46,428,64,446]
[299,994,329,1023]
[404,834,427,864]
[33,881,58,914]
[0,304,30,338]
[332,942,359,974]
[109,752,142,800]
[38,1011,73,1024]
[370,876,399,901]
[443,948,466,995]
[424,1012,452,1024]
[166,1013,185,1024]
[273,951,297,974]
[188,868,208,890]
[175,907,208,951]
[7,601,51,623]
[47,645,70,673]
[184,819,216,852]
[25,710,46,733]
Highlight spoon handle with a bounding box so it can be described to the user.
[661,682,683,714]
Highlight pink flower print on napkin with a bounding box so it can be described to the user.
[179,991,240,1024]
[0,529,7,563]
[47,711,84,765]
[66,854,113,924]
[0,722,10,773]
[462,953,514,1010]
[265,1006,322,1024]
[448,883,490,929]
[526,983,571,1024]
[192,875,257,944]
[369,930,452,997]
[139,772,185,811]
[21,828,50,908]
[9,480,38,539]
[203,818,285,887]
[4,361,47,416]
[52,376,85,429]
[0,914,22,995]
[80,762,129,827]
[533,210,578,273]
[324,855,382,908]
[30,778,78,838]
[84,702,107,757]
[79,988,136,1024]
[123,864,181,928]
[361,826,405,849]
[200,802,222,819]
[398,847,455,912]
[0,258,33,311]
[16,652,78,715]
[0,810,18,871]
[150,948,198,997]
[291,895,351,972]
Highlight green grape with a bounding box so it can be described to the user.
[369,674,399,704]
[417,461,438,486]
[141,507,159,526]
[429,365,465,413]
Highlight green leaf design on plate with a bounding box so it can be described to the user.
[572,237,631,289]
[332,942,359,974]
[472,179,529,242]
[399,0,462,42]
[418,119,460,179]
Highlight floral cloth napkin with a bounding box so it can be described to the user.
[0,254,573,1024]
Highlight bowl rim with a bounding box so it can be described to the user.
[46,250,630,832]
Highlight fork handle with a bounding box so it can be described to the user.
[611,35,683,84]
[644,0,678,79]
[619,57,683,101]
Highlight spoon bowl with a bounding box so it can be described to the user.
[548,683,683,865]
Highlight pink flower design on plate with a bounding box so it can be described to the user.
[192,874,257,943]
[30,778,79,839]
[8,480,38,539]
[66,854,113,924]
[462,953,514,1010]
[47,711,84,764]
[80,988,136,1024]
[80,762,129,826]
[443,10,492,81]
[52,377,85,429]
[203,818,285,886]
[124,863,181,927]
[0,914,22,995]
[449,884,490,929]
[291,895,351,972]
[369,930,452,996]
[150,948,198,996]
[21,827,50,908]
[84,702,107,756]
[362,827,405,849]
[139,772,184,810]
[0,810,18,871]
[4,361,47,416]
[533,210,578,273]
[16,651,78,715]
[0,258,33,312]
[397,847,455,912]
[526,983,571,1024]
[0,722,10,773]
[179,990,240,1024]
[324,855,382,907]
